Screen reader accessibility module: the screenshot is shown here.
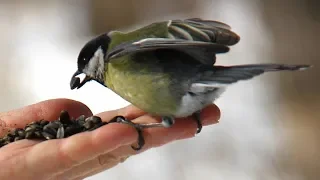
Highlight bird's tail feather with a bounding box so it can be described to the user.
[221,64,312,72]
[194,64,312,87]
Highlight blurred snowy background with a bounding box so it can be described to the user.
[0,0,319,179]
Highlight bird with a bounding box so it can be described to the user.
[69,18,311,150]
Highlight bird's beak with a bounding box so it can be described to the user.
[70,70,92,90]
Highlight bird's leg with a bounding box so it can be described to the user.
[108,116,145,151]
[192,111,202,134]
[107,116,175,151]
[139,116,175,128]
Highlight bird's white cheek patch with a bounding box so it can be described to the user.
[86,47,105,80]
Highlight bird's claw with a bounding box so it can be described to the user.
[107,112,202,151]
[108,116,145,151]
[192,112,203,134]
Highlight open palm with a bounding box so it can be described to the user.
[0,99,220,180]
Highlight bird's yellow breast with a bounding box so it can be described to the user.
[104,57,178,116]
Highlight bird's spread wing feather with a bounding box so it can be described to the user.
[106,18,239,65]
[106,38,229,65]
[185,18,232,30]
[169,18,239,45]
[190,64,310,93]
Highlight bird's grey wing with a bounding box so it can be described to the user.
[106,38,229,65]
[190,64,310,93]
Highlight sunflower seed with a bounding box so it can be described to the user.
[8,133,14,140]
[29,121,38,126]
[83,121,94,129]
[76,115,86,126]
[25,131,35,139]
[27,124,41,131]
[59,110,72,124]
[14,137,23,141]
[56,126,65,139]
[77,115,85,121]
[65,125,82,136]
[88,125,101,131]
[85,116,102,124]
[0,110,110,148]
[3,135,13,142]
[17,129,26,137]
[34,131,43,138]
[44,122,60,130]
[40,120,49,126]
[92,116,102,124]
[25,126,35,132]
[43,125,57,136]
[52,121,62,128]
[12,128,22,136]
[42,132,55,140]
[85,117,91,122]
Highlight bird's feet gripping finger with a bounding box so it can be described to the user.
[107,116,176,151]
[108,116,145,151]
[192,111,203,134]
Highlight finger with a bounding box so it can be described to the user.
[54,156,123,180]
[57,104,220,180]
[96,104,147,122]
[108,104,221,156]
[0,98,92,131]
[65,156,126,180]
[23,105,147,177]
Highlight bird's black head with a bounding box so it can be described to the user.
[70,33,111,90]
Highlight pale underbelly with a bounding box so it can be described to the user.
[174,87,226,117]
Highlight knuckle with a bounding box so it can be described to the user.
[97,152,130,167]
[97,153,118,166]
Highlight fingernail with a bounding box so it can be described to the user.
[201,107,221,125]
[202,115,220,126]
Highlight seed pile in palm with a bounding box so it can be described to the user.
[0,110,107,148]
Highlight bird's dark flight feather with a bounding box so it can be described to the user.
[169,18,240,45]
[106,38,229,65]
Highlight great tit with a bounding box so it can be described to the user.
[70,18,311,150]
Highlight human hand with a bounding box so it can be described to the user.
[0,98,220,180]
